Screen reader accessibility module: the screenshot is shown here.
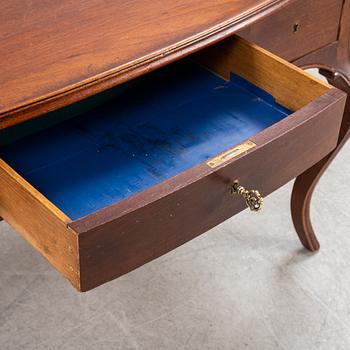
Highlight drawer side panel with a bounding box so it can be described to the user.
[0,161,80,289]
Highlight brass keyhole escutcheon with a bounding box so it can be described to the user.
[230,180,263,212]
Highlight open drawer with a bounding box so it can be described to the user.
[0,36,346,291]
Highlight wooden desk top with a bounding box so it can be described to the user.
[0,0,285,129]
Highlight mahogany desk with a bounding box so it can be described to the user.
[0,0,349,291]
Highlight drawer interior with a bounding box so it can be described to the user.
[0,37,329,221]
[1,61,291,220]
[1,36,341,291]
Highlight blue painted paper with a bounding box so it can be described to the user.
[1,61,291,219]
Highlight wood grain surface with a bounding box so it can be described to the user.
[239,0,343,62]
[194,36,330,111]
[0,0,286,128]
[0,160,80,289]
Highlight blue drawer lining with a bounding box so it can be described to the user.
[1,61,291,219]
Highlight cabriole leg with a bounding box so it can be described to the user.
[291,70,350,251]
[291,1,350,251]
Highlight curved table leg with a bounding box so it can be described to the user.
[291,70,350,251]
[291,1,350,251]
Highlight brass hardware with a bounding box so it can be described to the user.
[206,141,256,168]
[230,181,263,212]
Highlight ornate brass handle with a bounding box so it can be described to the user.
[230,181,263,212]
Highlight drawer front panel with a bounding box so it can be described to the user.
[239,0,343,62]
[74,89,345,291]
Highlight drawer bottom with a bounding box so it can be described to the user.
[1,61,290,221]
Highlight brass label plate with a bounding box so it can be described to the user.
[206,140,256,168]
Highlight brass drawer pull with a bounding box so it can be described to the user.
[230,181,263,212]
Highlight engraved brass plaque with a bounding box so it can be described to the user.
[206,140,256,168]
